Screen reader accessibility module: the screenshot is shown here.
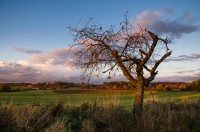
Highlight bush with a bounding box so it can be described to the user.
[0,84,12,92]
[134,101,199,131]
[155,84,165,91]
[179,84,192,91]
[14,105,53,131]
[12,85,33,91]
[0,105,16,131]
[163,86,171,91]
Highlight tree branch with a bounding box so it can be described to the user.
[140,31,158,67]
[143,65,151,73]
[145,51,172,85]
[151,51,172,73]
[103,63,117,73]
[112,50,137,83]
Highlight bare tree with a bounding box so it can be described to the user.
[68,15,172,119]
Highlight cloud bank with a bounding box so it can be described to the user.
[1,50,199,83]
[0,61,41,83]
[135,8,199,38]
[29,48,75,67]
[0,47,78,83]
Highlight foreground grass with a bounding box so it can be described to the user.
[0,100,200,132]
[0,90,200,107]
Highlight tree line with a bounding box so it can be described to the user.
[0,79,200,92]
[0,81,79,92]
[101,79,200,91]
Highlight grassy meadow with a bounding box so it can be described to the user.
[0,89,200,131]
[0,89,200,107]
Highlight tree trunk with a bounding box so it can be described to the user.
[133,77,144,120]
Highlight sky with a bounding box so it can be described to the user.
[0,0,200,83]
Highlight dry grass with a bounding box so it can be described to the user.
[0,100,199,132]
[134,101,199,131]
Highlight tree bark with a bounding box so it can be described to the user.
[133,76,144,120]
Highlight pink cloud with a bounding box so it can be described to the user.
[0,47,77,83]
[0,60,80,83]
[0,61,41,83]
[136,10,161,28]
[0,59,199,83]
[29,48,75,67]
[48,48,73,58]
[29,55,49,64]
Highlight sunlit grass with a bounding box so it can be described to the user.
[0,90,200,107]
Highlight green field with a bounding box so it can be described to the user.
[0,90,200,107]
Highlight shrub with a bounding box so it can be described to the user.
[134,101,199,131]
[63,106,82,131]
[0,84,12,92]
[45,119,66,132]
[164,86,171,91]
[13,105,53,131]
[179,84,192,91]
[155,84,165,91]
[193,107,200,131]
[0,105,16,131]
[11,85,33,91]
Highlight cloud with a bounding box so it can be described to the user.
[0,60,79,83]
[64,74,127,84]
[0,61,6,67]
[90,75,126,84]
[166,53,200,62]
[135,8,199,38]
[195,73,200,77]
[176,70,197,75]
[151,19,199,38]
[29,48,75,67]
[0,61,41,83]
[136,10,161,29]
[0,47,78,83]
[0,59,199,83]
[155,75,200,82]
[174,67,185,70]
[12,47,43,54]
[29,55,49,64]
[2,46,199,83]
[48,48,73,58]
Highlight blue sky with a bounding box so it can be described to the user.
[0,0,200,83]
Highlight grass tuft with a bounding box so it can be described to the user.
[0,100,199,131]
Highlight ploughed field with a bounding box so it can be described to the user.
[0,89,200,107]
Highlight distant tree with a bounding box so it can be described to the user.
[192,79,200,91]
[123,85,128,90]
[68,14,172,119]
[0,84,12,92]
[156,84,165,91]
[112,85,117,90]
